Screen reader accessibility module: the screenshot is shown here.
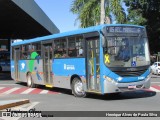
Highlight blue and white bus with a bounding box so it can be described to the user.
[11,24,151,97]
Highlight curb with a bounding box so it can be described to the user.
[0,99,30,110]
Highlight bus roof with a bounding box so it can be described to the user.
[11,24,144,46]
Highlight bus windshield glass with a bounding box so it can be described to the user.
[103,27,150,67]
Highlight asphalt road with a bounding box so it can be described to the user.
[0,72,160,120]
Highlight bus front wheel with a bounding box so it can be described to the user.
[71,77,86,97]
[27,73,35,88]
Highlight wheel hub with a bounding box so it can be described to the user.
[27,76,32,86]
[75,81,83,93]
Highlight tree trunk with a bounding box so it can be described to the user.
[105,16,111,24]
[100,0,105,24]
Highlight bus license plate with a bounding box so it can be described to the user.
[128,85,136,89]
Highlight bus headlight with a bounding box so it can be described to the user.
[106,76,113,82]
[103,76,114,82]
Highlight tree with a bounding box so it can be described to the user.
[70,0,126,28]
[124,0,160,53]
[101,0,106,24]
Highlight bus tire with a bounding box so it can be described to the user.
[71,77,86,97]
[27,73,35,88]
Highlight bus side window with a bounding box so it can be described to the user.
[26,44,32,59]
[21,45,27,59]
[68,37,77,57]
[68,48,77,57]
[32,42,41,58]
[76,36,84,57]
[54,38,67,58]
[54,40,61,58]
[68,35,83,57]
[78,47,83,56]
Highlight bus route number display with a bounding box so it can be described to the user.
[108,27,142,33]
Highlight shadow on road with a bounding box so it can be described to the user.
[16,82,156,100]
[15,82,157,100]
[16,82,73,95]
[86,90,156,101]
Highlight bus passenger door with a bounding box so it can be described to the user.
[86,38,100,92]
[14,47,20,81]
[42,43,53,87]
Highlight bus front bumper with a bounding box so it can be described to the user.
[103,73,151,94]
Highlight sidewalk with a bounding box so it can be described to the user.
[0,99,30,110]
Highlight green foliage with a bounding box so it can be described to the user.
[70,0,126,28]
[124,0,160,53]
[124,0,147,25]
[110,0,126,23]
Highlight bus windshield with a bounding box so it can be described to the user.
[103,36,150,67]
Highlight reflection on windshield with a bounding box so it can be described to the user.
[103,36,150,67]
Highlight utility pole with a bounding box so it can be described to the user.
[101,0,111,24]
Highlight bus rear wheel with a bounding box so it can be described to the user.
[71,77,86,97]
[27,73,35,88]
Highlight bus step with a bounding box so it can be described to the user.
[45,84,53,88]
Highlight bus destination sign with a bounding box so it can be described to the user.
[108,26,142,33]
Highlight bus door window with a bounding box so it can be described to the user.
[44,45,53,59]
[42,43,53,84]
[14,47,20,80]
[86,38,100,91]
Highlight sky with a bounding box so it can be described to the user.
[35,0,79,33]
[35,0,127,33]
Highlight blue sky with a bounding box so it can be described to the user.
[35,0,127,33]
[35,0,79,33]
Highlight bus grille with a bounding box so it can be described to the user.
[114,69,147,77]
